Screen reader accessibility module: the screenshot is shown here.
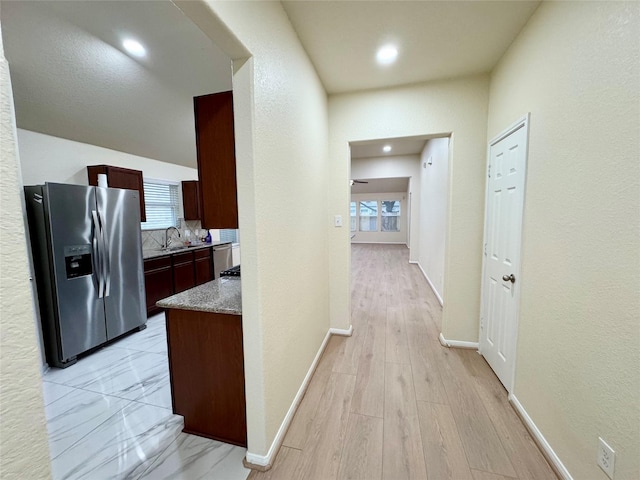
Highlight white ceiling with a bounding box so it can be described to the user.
[1,1,232,168]
[2,1,541,170]
[282,1,541,93]
[351,133,450,159]
[351,177,409,194]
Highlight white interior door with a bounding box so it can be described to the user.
[479,116,529,392]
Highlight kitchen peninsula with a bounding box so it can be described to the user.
[156,277,246,447]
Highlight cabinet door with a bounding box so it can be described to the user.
[173,252,195,294]
[194,91,238,229]
[182,181,201,220]
[88,165,146,221]
[195,256,213,285]
[144,267,173,317]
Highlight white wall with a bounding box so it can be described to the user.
[0,28,52,479]
[351,193,408,244]
[351,154,420,258]
[418,138,449,302]
[18,128,198,186]
[182,0,330,460]
[329,75,490,341]
[487,2,639,478]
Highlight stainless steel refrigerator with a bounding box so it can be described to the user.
[25,182,146,368]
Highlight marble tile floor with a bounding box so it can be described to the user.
[42,312,250,480]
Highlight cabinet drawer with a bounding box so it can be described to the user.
[144,255,172,272]
[194,247,212,260]
[172,251,194,265]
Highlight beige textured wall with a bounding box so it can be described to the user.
[418,137,449,300]
[328,75,490,340]
[196,1,330,457]
[0,28,52,479]
[488,2,640,478]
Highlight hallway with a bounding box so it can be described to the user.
[250,244,556,480]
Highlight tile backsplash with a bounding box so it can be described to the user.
[141,219,204,252]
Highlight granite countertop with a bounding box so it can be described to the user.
[143,241,232,260]
[156,277,241,315]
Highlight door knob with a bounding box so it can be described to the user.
[502,274,516,283]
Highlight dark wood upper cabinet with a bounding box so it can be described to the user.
[87,165,146,221]
[194,91,238,229]
[182,180,201,221]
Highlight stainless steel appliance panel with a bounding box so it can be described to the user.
[213,243,233,279]
[98,187,146,339]
[44,183,107,358]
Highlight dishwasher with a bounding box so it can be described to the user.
[212,243,233,279]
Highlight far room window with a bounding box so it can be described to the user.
[381,200,401,232]
[350,201,357,232]
[359,201,378,231]
[141,180,179,230]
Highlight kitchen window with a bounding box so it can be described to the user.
[141,181,179,230]
[359,201,378,231]
[220,229,239,244]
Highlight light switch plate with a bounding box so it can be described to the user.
[334,215,343,227]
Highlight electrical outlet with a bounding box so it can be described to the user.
[334,215,343,227]
[597,437,615,479]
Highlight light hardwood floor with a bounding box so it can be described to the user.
[249,244,556,480]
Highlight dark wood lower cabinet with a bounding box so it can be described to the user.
[194,249,213,285]
[166,309,246,446]
[143,256,173,317]
[172,251,196,294]
[144,247,214,317]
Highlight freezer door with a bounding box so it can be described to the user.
[97,187,146,339]
[44,183,107,360]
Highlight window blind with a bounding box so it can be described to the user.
[141,182,179,230]
[220,229,238,243]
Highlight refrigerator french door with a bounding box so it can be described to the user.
[25,182,146,368]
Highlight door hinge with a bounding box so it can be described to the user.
[488,164,491,178]
[484,243,487,256]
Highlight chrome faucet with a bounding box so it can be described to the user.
[165,226,181,248]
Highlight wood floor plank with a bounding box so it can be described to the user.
[294,372,356,480]
[282,335,342,449]
[467,360,557,478]
[470,469,517,480]
[247,447,302,480]
[437,348,518,478]
[332,327,365,375]
[351,323,386,418]
[385,305,411,364]
[417,401,474,480]
[383,362,428,480]
[405,305,449,405]
[337,414,383,480]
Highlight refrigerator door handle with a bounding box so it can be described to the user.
[98,211,111,297]
[91,210,104,298]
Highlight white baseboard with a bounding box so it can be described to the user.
[409,261,444,306]
[245,326,340,469]
[329,325,353,336]
[439,332,479,350]
[509,394,573,480]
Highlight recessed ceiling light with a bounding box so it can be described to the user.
[122,38,146,58]
[383,145,392,153]
[376,45,398,65]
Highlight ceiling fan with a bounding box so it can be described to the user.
[350,179,369,186]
